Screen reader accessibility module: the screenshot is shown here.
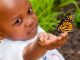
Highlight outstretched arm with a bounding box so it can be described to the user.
[23,32,67,60]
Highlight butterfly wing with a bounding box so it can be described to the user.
[58,20,73,32]
[58,12,74,32]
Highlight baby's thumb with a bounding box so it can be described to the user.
[37,33,45,43]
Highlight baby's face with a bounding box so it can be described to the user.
[0,0,38,40]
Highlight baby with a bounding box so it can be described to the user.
[0,0,67,60]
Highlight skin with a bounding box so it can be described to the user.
[0,0,68,60]
[0,0,38,40]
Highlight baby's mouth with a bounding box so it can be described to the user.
[27,22,38,35]
[27,26,37,34]
[31,23,38,32]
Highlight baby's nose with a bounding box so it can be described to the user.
[25,19,34,27]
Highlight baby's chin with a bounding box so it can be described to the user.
[25,27,38,40]
[4,33,37,41]
[13,31,37,41]
[4,27,38,41]
[6,34,37,41]
[25,30,38,40]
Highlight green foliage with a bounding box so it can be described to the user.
[30,0,80,32]
[30,0,60,32]
[58,0,78,8]
[74,9,80,28]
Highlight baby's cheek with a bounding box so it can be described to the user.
[8,32,26,40]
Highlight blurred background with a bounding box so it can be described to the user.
[30,0,80,60]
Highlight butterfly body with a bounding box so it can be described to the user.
[58,12,74,33]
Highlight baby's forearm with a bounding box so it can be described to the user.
[23,41,47,60]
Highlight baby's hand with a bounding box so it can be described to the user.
[38,32,68,50]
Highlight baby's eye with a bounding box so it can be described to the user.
[14,18,22,25]
[28,7,33,15]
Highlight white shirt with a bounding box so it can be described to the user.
[0,26,65,60]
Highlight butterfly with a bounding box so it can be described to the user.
[57,11,74,33]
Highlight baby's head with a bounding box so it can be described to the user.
[0,0,38,40]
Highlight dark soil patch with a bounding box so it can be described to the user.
[58,28,80,60]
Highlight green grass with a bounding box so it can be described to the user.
[30,0,80,32]
[30,0,61,32]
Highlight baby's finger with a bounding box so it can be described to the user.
[48,34,58,41]
[61,32,68,37]
[59,32,68,40]
[38,33,45,43]
[48,33,56,38]
[44,33,49,40]
[57,32,68,45]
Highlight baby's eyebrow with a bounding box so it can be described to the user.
[11,15,21,21]
[10,15,22,26]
